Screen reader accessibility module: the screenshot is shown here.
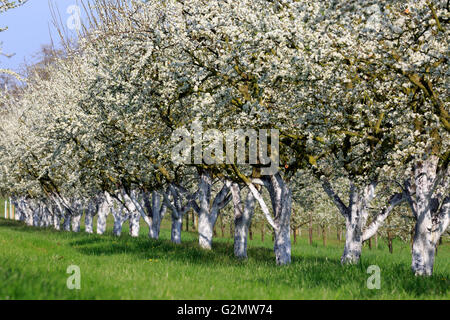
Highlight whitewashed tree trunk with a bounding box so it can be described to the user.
[53,213,61,231]
[249,174,292,265]
[70,200,83,233]
[198,213,214,249]
[84,212,93,234]
[408,156,449,276]
[128,210,140,237]
[111,206,128,237]
[163,184,193,244]
[21,200,34,226]
[62,212,71,231]
[362,192,406,242]
[33,204,41,227]
[121,189,167,240]
[11,198,22,221]
[143,191,167,239]
[41,205,52,228]
[266,174,292,265]
[231,183,255,259]
[171,214,183,244]
[321,179,376,264]
[71,214,82,233]
[192,172,232,250]
[96,197,110,235]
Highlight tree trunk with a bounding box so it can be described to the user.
[229,219,233,239]
[112,209,125,237]
[268,174,292,265]
[194,172,231,250]
[261,222,265,242]
[408,156,448,276]
[63,213,71,231]
[129,211,140,237]
[220,215,225,238]
[387,233,393,254]
[53,213,61,231]
[71,214,82,233]
[33,206,41,227]
[322,226,327,247]
[375,232,378,248]
[411,215,436,275]
[322,179,375,265]
[171,214,183,244]
[134,190,167,240]
[232,185,255,259]
[96,199,109,235]
[85,212,93,234]
[341,217,363,264]
[309,213,313,245]
[293,228,298,244]
[198,213,214,249]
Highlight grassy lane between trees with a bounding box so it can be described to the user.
[0,217,448,300]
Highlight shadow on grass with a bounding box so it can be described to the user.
[1,219,448,298]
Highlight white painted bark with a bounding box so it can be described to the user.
[112,207,127,237]
[96,196,110,235]
[247,174,292,265]
[231,183,255,259]
[11,198,22,221]
[121,189,167,239]
[70,200,84,233]
[41,205,52,228]
[163,184,193,244]
[53,213,61,231]
[71,214,82,233]
[62,212,71,231]
[84,213,93,234]
[322,179,376,264]
[84,200,97,234]
[33,204,41,227]
[192,172,232,250]
[362,192,406,241]
[408,156,448,276]
[266,174,292,265]
[104,192,128,237]
[171,214,183,244]
[128,210,141,237]
[21,200,34,226]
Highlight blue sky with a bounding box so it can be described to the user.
[0,0,90,74]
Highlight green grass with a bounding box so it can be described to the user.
[0,216,448,300]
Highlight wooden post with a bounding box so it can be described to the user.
[387,231,393,254]
[261,221,265,242]
[375,232,378,249]
[308,213,313,245]
[229,218,233,239]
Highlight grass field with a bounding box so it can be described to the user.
[0,215,448,300]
